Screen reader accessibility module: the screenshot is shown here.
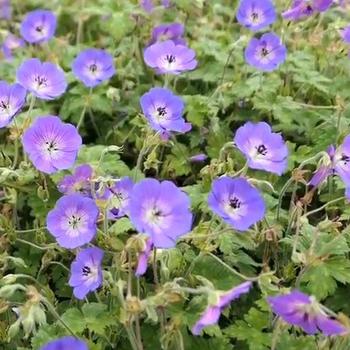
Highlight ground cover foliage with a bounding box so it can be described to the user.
[1,0,350,349]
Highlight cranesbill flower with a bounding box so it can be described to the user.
[22,116,82,174]
[0,0,11,20]
[140,0,171,12]
[310,138,350,187]
[340,25,350,44]
[72,48,116,88]
[140,87,191,138]
[58,164,93,197]
[47,194,99,249]
[208,177,265,231]
[150,23,186,45]
[104,177,134,219]
[245,33,287,71]
[192,281,253,335]
[268,290,346,335]
[2,34,25,60]
[69,247,104,299]
[40,336,88,350]
[0,81,26,128]
[144,40,197,75]
[282,0,333,21]
[234,121,288,175]
[135,237,153,276]
[20,10,57,44]
[189,153,208,162]
[16,58,67,100]
[129,178,192,248]
[309,145,335,187]
[236,0,276,32]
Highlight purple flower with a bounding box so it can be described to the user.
[47,194,99,249]
[140,87,191,138]
[245,33,287,71]
[236,0,276,32]
[58,164,93,196]
[192,281,253,335]
[309,145,335,187]
[282,0,333,20]
[0,81,26,128]
[16,58,67,100]
[150,23,186,45]
[72,48,116,88]
[144,40,197,75]
[129,178,193,248]
[189,153,208,162]
[68,247,104,299]
[22,116,82,174]
[234,121,288,175]
[20,10,57,44]
[103,177,134,219]
[40,336,88,350]
[140,0,171,12]
[310,138,350,188]
[208,177,265,231]
[0,0,11,20]
[268,290,346,335]
[2,34,25,60]
[340,25,350,44]
[135,237,153,276]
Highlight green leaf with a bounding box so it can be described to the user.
[61,308,86,334]
[82,303,115,336]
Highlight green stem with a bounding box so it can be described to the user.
[292,207,302,258]
[152,249,159,287]
[135,315,144,350]
[125,326,141,350]
[16,238,56,251]
[41,296,77,337]
[11,121,20,169]
[15,227,46,233]
[304,196,345,218]
[76,0,86,45]
[276,177,294,220]
[207,252,273,281]
[127,253,133,298]
[77,103,88,130]
[9,274,47,292]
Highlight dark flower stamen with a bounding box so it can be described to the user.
[251,12,259,21]
[35,26,43,33]
[68,214,82,229]
[261,47,269,57]
[89,64,98,72]
[157,106,167,117]
[82,265,91,276]
[153,209,162,217]
[35,75,48,87]
[256,144,268,156]
[166,54,176,64]
[45,140,58,153]
[341,154,350,165]
[0,100,9,110]
[229,197,241,209]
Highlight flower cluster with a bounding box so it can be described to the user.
[3,2,350,349]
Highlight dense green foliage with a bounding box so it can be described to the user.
[1,0,350,349]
